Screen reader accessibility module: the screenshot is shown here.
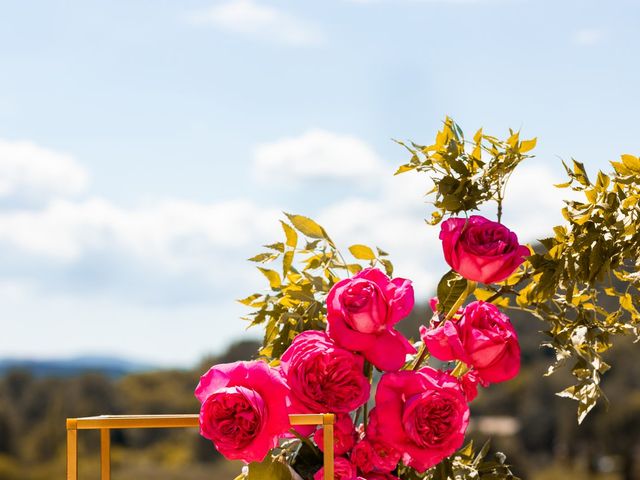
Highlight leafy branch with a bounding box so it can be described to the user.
[399,118,640,421]
[240,213,394,361]
[397,441,519,480]
[515,156,640,421]
[395,116,536,224]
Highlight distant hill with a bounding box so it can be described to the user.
[0,355,156,378]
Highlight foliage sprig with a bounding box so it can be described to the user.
[240,213,393,361]
[398,119,640,422]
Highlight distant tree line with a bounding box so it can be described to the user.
[0,315,639,479]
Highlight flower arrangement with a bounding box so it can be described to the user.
[195,118,640,479]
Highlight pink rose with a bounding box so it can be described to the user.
[368,367,469,472]
[327,268,416,371]
[314,456,357,480]
[421,300,520,384]
[368,438,401,472]
[194,360,290,463]
[440,215,530,284]
[351,438,401,474]
[351,439,375,473]
[459,370,480,401]
[280,331,370,414]
[314,413,356,455]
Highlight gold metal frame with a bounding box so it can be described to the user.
[66,413,334,480]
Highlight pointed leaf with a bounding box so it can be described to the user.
[349,244,376,260]
[437,270,470,318]
[395,164,416,175]
[248,252,277,263]
[519,137,537,153]
[247,456,292,480]
[621,153,640,172]
[283,251,294,276]
[258,268,282,289]
[281,221,298,249]
[285,213,329,241]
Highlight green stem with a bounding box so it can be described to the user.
[484,270,530,305]
[354,406,362,428]
[410,280,476,372]
[451,361,469,378]
[486,286,515,304]
[363,361,373,431]
[363,401,369,432]
[289,428,321,459]
[332,245,352,277]
[410,344,430,371]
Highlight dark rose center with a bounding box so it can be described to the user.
[402,392,459,448]
[341,280,386,333]
[205,387,264,448]
[471,305,509,334]
[462,225,514,256]
[343,282,374,312]
[294,352,365,411]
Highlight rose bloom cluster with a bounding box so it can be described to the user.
[195,215,529,479]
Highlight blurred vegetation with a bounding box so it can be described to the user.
[0,320,638,479]
[397,304,640,480]
[0,340,257,480]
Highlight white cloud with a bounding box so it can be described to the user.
[0,139,89,204]
[0,196,281,304]
[500,163,569,242]
[571,28,605,46]
[0,132,573,364]
[0,133,569,305]
[0,197,278,262]
[318,170,438,289]
[253,129,385,185]
[186,0,324,47]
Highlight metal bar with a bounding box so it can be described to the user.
[76,414,199,430]
[288,414,325,425]
[67,413,336,479]
[100,429,110,480]
[73,414,330,429]
[66,419,78,480]
[322,414,335,480]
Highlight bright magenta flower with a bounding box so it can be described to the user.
[280,330,370,414]
[368,367,469,472]
[195,360,290,463]
[459,370,480,401]
[314,456,357,480]
[351,439,375,473]
[314,413,356,455]
[421,300,521,385]
[327,268,416,371]
[440,215,530,284]
[351,437,401,474]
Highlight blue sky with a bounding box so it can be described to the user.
[0,0,638,366]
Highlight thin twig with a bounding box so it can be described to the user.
[363,361,373,430]
[410,344,429,371]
